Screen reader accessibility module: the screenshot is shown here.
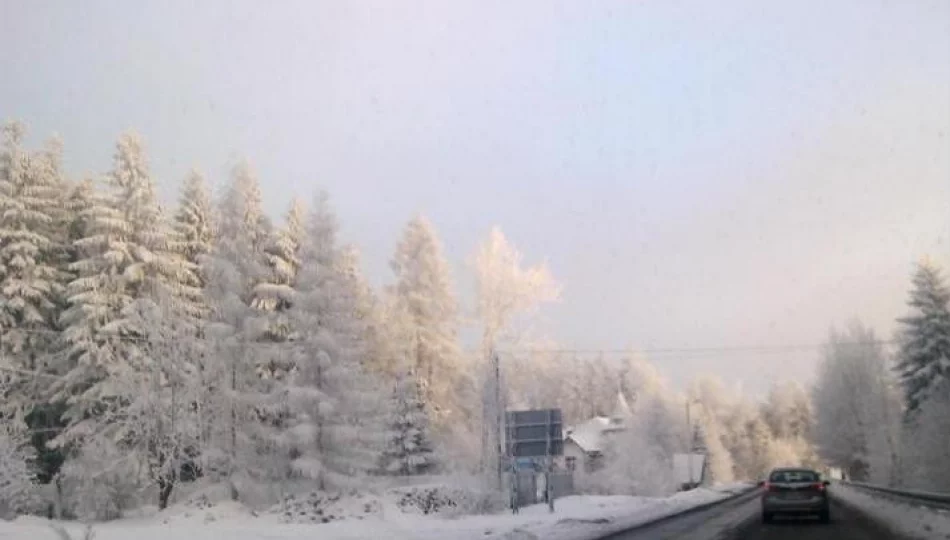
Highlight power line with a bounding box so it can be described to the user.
[490,340,899,356]
[5,325,900,355]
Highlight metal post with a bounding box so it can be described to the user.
[686,401,693,488]
[493,350,504,490]
[545,411,554,513]
[546,460,554,513]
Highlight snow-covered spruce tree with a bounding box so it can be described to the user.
[52,133,195,511]
[201,160,274,501]
[26,177,96,498]
[895,260,950,419]
[241,197,308,493]
[53,132,177,431]
[256,197,304,378]
[286,191,382,490]
[0,123,66,418]
[380,370,437,476]
[389,216,465,430]
[170,169,215,320]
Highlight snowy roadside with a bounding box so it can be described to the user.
[831,483,950,540]
[0,484,752,540]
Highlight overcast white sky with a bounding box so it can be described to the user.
[3,0,948,391]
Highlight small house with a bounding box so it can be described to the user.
[562,392,632,474]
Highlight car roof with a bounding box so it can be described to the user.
[769,467,819,474]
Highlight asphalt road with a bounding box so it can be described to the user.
[602,489,907,540]
[601,489,761,540]
[730,497,905,540]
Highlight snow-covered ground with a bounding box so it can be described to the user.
[831,483,950,540]
[0,483,752,540]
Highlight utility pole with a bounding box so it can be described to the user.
[686,400,693,487]
[482,347,505,491]
[685,398,700,488]
[493,349,504,490]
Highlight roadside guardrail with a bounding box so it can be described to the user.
[840,480,950,511]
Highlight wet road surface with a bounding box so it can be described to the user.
[730,497,905,540]
[602,488,907,540]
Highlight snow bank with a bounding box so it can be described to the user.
[0,483,753,540]
[831,483,950,540]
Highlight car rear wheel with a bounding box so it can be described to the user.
[818,509,830,524]
[762,512,772,524]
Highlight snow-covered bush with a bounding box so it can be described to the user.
[59,438,142,521]
[274,490,382,524]
[49,523,96,540]
[0,423,40,519]
[390,482,504,516]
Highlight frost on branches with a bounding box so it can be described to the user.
[200,161,277,501]
[285,191,382,490]
[49,134,207,511]
[0,122,67,414]
[812,322,902,483]
[0,410,39,519]
[895,260,950,418]
[390,216,465,429]
[381,371,436,476]
[903,378,950,491]
[593,395,677,496]
[170,169,214,320]
[53,133,183,437]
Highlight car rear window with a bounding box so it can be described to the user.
[769,470,819,483]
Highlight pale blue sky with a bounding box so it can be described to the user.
[4,0,948,390]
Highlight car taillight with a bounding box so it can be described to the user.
[813,482,825,491]
[764,482,778,491]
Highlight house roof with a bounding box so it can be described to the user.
[563,394,633,455]
[565,416,624,453]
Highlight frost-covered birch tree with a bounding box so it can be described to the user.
[113,295,203,509]
[812,321,902,482]
[594,399,678,496]
[471,226,561,486]
[473,226,560,352]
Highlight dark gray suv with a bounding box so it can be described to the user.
[760,467,831,523]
